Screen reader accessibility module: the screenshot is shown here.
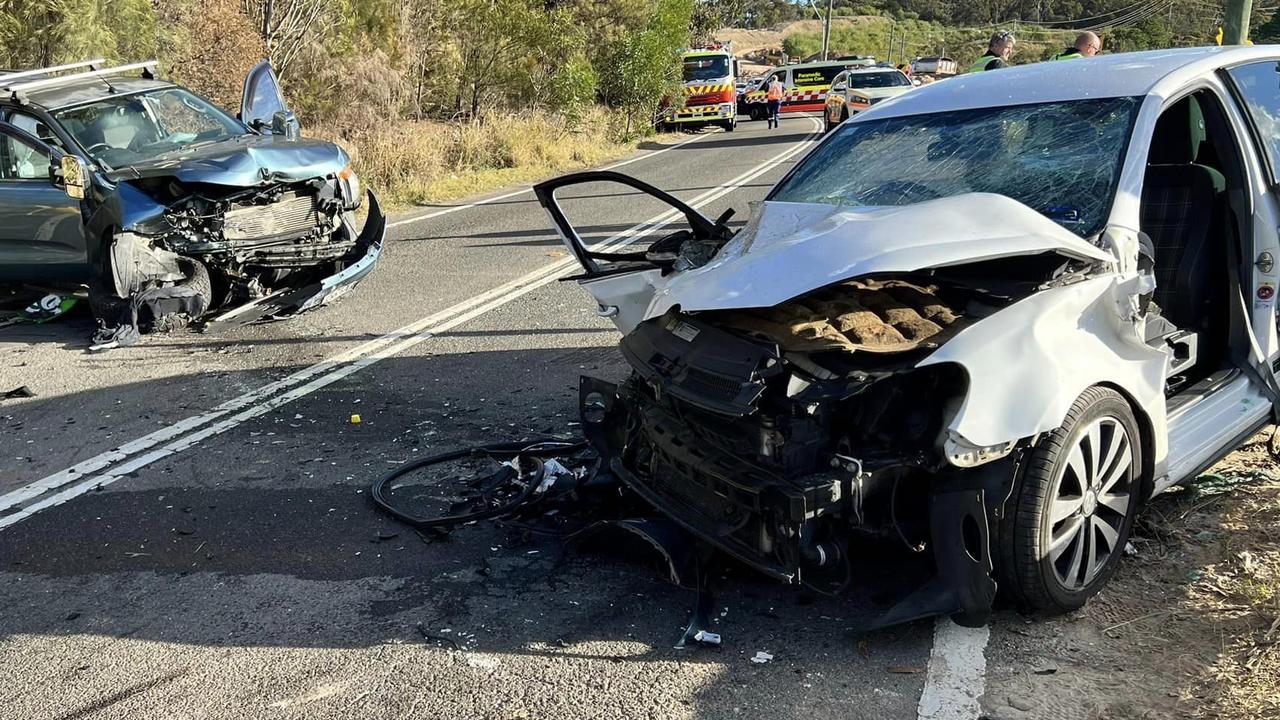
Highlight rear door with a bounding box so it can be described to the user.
[0,122,87,282]
[241,60,299,137]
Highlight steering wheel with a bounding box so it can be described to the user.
[84,142,114,155]
[857,180,943,205]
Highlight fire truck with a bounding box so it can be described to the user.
[660,43,739,132]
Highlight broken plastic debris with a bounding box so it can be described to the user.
[693,630,721,645]
[3,386,35,400]
[751,651,773,664]
[1124,541,1137,556]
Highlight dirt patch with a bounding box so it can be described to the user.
[984,433,1280,720]
[714,279,960,354]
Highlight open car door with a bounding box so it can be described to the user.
[533,171,737,333]
[240,60,300,140]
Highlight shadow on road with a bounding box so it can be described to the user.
[0,348,933,718]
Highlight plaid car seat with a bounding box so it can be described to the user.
[1140,95,1227,335]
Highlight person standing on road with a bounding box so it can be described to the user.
[1052,31,1102,60]
[967,31,1016,73]
[765,76,784,129]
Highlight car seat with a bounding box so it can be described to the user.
[1141,95,1229,362]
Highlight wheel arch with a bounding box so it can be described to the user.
[1093,380,1158,506]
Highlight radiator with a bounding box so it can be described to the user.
[223,191,320,242]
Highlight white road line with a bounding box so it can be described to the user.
[917,618,990,720]
[385,131,709,229]
[0,117,822,530]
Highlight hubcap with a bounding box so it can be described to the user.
[1046,416,1133,591]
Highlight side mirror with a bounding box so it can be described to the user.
[270,110,301,141]
[833,84,847,92]
[59,155,88,200]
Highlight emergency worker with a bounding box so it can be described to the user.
[765,75,784,129]
[968,31,1015,72]
[1052,31,1102,60]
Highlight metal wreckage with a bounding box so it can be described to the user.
[371,166,1126,637]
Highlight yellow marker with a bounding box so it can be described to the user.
[350,414,362,424]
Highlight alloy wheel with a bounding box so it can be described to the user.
[1046,416,1133,590]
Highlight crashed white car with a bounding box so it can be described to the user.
[535,47,1280,627]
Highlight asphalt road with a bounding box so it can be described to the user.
[0,116,969,720]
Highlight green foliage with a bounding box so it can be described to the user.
[598,0,691,137]
[0,0,156,67]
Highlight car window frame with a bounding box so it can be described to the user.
[1219,59,1280,188]
[0,120,62,183]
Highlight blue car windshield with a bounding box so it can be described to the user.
[54,87,248,170]
[770,97,1141,237]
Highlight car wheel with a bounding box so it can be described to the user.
[722,118,736,132]
[149,257,211,333]
[996,386,1142,613]
[749,106,764,121]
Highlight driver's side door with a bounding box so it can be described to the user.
[240,60,300,139]
[0,122,87,282]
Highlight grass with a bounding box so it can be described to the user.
[311,108,640,210]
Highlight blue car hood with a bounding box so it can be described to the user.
[107,134,349,187]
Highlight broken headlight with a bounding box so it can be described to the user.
[338,165,362,209]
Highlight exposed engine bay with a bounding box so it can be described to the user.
[95,172,383,347]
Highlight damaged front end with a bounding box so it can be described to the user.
[97,165,384,340]
[539,171,1116,628]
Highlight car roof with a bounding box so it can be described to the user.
[847,67,904,74]
[779,60,860,71]
[867,46,1278,119]
[7,76,176,111]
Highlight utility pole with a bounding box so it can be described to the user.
[1224,0,1253,44]
[821,0,833,60]
[886,21,896,64]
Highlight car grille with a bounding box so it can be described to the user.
[223,191,321,242]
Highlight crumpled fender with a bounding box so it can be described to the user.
[918,273,1168,473]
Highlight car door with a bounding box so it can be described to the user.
[0,122,87,282]
[240,60,300,139]
[1222,60,1280,360]
[533,171,735,333]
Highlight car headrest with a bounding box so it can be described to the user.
[1149,95,1207,165]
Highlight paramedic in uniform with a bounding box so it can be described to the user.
[766,75,784,129]
[1052,32,1102,60]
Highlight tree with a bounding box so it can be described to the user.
[598,0,691,137]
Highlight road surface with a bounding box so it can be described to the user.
[0,116,1027,719]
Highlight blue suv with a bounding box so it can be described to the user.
[0,59,384,338]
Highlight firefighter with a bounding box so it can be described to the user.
[967,31,1015,73]
[1052,31,1102,60]
[765,75,784,129]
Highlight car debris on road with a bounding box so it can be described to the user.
[0,59,385,347]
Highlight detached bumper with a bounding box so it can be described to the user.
[205,190,386,328]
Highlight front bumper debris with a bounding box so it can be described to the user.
[204,190,386,329]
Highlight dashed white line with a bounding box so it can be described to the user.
[0,117,822,530]
[917,618,991,720]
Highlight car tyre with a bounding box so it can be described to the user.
[722,118,736,132]
[996,386,1142,613]
[149,257,211,333]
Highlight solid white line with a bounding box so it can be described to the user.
[384,131,708,229]
[0,118,822,529]
[917,618,990,720]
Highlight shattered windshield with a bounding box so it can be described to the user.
[770,97,1140,236]
[54,87,248,170]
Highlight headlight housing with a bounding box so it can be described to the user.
[338,165,362,209]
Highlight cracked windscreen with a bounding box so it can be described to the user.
[770,97,1140,237]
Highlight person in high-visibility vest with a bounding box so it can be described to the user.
[765,76,785,129]
[967,31,1016,73]
[1052,31,1102,61]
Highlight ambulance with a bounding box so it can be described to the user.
[742,59,872,121]
[661,44,739,132]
